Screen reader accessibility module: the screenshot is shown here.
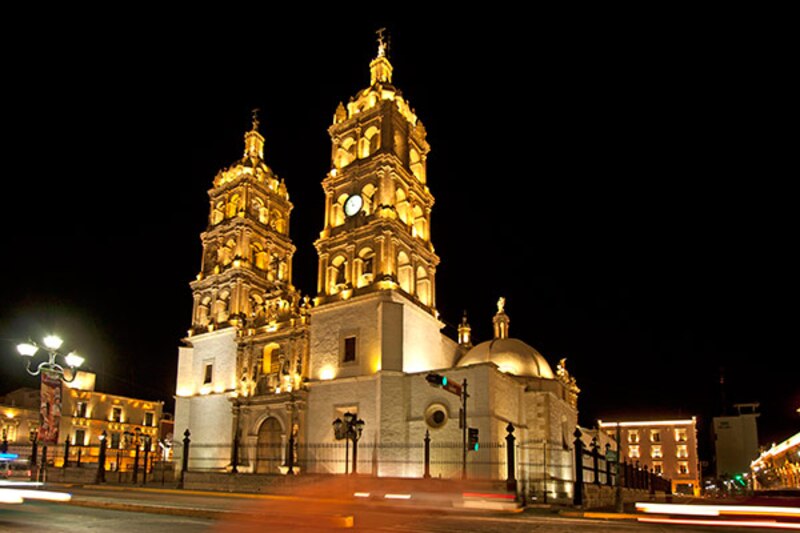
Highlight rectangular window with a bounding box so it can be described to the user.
[650,429,661,443]
[653,462,663,475]
[74,429,86,446]
[144,412,154,427]
[112,406,122,423]
[674,428,688,442]
[76,402,87,418]
[676,444,689,458]
[678,461,689,475]
[627,430,639,444]
[343,336,357,363]
[651,445,663,459]
[628,445,640,459]
[111,432,121,449]
[204,363,213,384]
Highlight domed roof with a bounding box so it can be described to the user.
[457,338,554,379]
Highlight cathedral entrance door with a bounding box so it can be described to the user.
[256,417,282,474]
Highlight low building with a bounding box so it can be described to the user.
[751,430,800,491]
[598,417,700,495]
[1,372,164,470]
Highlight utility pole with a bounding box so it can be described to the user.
[461,379,468,480]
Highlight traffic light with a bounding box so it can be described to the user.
[468,427,479,451]
[734,473,746,487]
[426,373,448,386]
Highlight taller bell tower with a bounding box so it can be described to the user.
[315,34,438,312]
[308,36,456,386]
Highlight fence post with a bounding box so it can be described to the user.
[423,430,431,479]
[506,423,517,493]
[77,447,82,467]
[64,439,70,468]
[649,467,656,497]
[605,443,612,486]
[591,437,600,485]
[178,429,190,489]
[573,428,584,507]
[96,431,107,483]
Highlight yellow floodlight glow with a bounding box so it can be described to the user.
[320,366,336,381]
[599,419,695,428]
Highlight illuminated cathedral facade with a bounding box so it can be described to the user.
[175,38,580,496]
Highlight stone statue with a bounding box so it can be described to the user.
[497,296,506,314]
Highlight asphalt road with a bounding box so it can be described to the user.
[1,489,772,533]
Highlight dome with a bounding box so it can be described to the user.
[457,338,555,379]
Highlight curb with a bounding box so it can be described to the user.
[559,510,640,520]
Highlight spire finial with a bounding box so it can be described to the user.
[497,297,506,314]
[251,108,260,132]
[376,27,388,58]
[244,109,265,159]
[493,297,510,339]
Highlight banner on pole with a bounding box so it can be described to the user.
[38,371,62,445]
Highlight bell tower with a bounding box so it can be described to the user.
[190,112,297,334]
[315,33,439,313]
[309,35,456,383]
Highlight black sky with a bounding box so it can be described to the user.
[1,17,796,455]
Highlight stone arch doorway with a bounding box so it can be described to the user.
[256,417,282,474]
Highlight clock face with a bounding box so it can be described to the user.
[344,194,363,217]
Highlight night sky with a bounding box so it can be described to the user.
[1,18,795,459]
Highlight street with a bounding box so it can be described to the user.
[0,486,778,532]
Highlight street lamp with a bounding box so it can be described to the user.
[16,335,86,482]
[332,412,364,475]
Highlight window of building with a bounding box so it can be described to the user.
[74,429,86,446]
[343,336,356,363]
[111,432,121,449]
[653,462,663,475]
[204,363,213,384]
[111,406,122,423]
[76,401,87,418]
[651,445,663,459]
[628,445,640,459]
[144,412,155,427]
[678,461,689,475]
[627,430,640,444]
[676,444,689,458]
[650,429,660,443]
[675,428,688,442]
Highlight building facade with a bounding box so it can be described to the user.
[1,373,164,470]
[598,418,700,495]
[751,430,800,490]
[713,403,760,479]
[175,39,579,497]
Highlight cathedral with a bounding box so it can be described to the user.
[175,37,580,493]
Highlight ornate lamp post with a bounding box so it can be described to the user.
[16,335,85,482]
[332,412,364,475]
[96,430,107,483]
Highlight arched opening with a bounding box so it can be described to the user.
[215,290,230,323]
[360,125,380,158]
[227,194,241,218]
[252,197,268,225]
[256,417,283,474]
[409,147,425,183]
[249,293,264,320]
[197,295,211,326]
[397,251,412,294]
[335,137,357,168]
[361,183,376,216]
[395,188,409,224]
[252,243,268,270]
[331,194,348,227]
[356,247,375,288]
[271,212,285,234]
[328,255,348,294]
[212,201,224,225]
[219,239,236,266]
[412,205,427,240]
[416,266,431,306]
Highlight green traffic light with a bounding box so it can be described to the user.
[473,443,479,451]
[442,376,447,386]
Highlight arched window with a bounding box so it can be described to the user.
[397,251,412,294]
[219,239,236,266]
[197,295,212,325]
[361,183,376,216]
[271,211,285,234]
[335,137,357,168]
[328,255,348,294]
[416,266,431,306]
[252,243,268,270]
[227,194,241,218]
[360,126,380,158]
[356,247,375,288]
[409,147,425,183]
[412,205,427,240]
[252,197,268,225]
[212,201,225,225]
[215,290,230,323]
[396,188,409,224]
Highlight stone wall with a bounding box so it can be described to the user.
[580,483,669,509]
